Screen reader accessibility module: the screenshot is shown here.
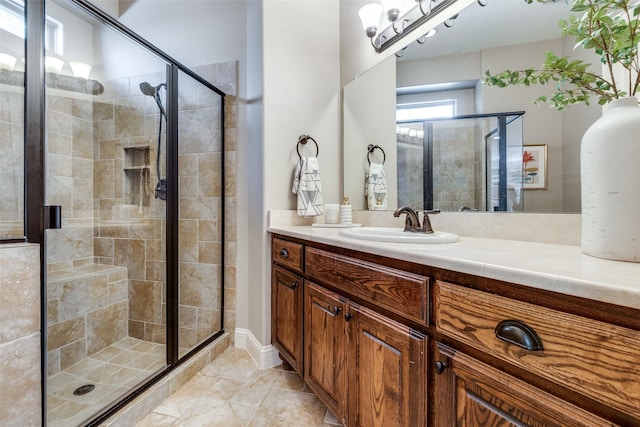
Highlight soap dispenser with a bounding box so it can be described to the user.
[340,197,352,225]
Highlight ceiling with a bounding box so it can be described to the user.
[397,0,573,61]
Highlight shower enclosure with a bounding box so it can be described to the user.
[1,0,227,425]
[397,112,524,212]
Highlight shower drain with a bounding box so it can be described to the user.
[73,384,95,396]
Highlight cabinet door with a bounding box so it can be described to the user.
[304,281,347,422]
[348,303,428,427]
[434,344,618,427]
[271,265,303,372]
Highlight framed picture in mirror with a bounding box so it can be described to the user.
[523,144,547,190]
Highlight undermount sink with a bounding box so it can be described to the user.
[339,227,459,244]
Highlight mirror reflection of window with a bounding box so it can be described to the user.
[396,99,456,121]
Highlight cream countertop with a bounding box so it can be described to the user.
[267,225,640,311]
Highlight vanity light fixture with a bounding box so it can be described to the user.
[381,0,402,22]
[444,13,459,28]
[361,0,488,53]
[359,3,384,48]
[417,27,438,44]
[360,0,460,53]
[381,0,409,34]
[415,0,432,16]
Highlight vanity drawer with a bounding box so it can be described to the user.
[272,237,303,274]
[435,281,640,421]
[305,247,429,324]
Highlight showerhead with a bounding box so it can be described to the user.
[139,81,156,97]
[139,81,167,118]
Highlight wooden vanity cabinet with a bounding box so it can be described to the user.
[304,281,347,421]
[272,236,430,426]
[347,302,427,427]
[271,239,304,371]
[433,344,617,427]
[303,280,428,427]
[434,280,640,426]
[271,234,640,426]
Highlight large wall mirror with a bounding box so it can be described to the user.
[343,0,602,213]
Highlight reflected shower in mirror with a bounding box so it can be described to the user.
[398,112,524,213]
[343,0,602,213]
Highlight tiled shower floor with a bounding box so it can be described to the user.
[47,337,166,427]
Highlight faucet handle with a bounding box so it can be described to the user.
[421,209,440,234]
[393,206,421,232]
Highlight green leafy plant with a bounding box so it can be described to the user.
[484,0,640,110]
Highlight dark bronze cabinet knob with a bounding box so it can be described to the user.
[434,361,448,374]
[280,248,289,258]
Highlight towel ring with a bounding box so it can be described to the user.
[367,144,386,165]
[297,134,319,159]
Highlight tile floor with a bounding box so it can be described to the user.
[47,337,166,427]
[134,347,343,426]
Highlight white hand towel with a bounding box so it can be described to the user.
[365,162,388,210]
[292,156,324,217]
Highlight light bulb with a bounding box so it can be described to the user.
[0,53,16,71]
[45,56,64,74]
[359,4,382,38]
[69,61,92,80]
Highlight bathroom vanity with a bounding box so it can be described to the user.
[269,225,640,427]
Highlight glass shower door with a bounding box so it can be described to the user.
[44,2,169,425]
[0,0,25,240]
[176,68,225,358]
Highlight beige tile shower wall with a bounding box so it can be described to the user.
[0,243,41,426]
[93,72,167,345]
[176,61,237,349]
[46,92,96,269]
[397,134,423,209]
[0,85,25,239]
[433,122,476,212]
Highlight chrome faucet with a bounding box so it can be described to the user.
[393,206,421,232]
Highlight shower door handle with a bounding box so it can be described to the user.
[44,205,62,229]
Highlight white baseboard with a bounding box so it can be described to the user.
[234,328,281,369]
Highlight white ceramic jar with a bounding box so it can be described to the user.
[581,96,640,262]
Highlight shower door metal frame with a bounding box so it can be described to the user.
[23,1,227,425]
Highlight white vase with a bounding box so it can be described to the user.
[581,96,640,262]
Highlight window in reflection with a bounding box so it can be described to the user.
[396,99,455,121]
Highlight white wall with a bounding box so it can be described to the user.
[397,51,481,87]
[242,0,263,349]
[258,0,341,344]
[117,0,247,68]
